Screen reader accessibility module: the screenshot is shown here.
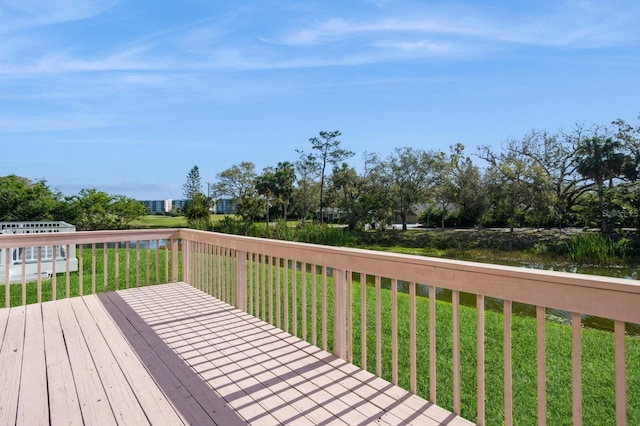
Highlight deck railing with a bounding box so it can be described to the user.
[2,228,640,425]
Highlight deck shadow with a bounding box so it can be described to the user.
[98,291,249,426]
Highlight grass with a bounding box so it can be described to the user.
[130,214,229,229]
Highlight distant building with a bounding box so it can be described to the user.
[140,199,188,214]
[215,198,237,215]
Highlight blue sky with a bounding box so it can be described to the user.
[1,0,639,200]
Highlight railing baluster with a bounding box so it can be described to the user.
[376,275,382,377]
[302,262,307,341]
[615,320,626,426]
[504,299,513,426]
[347,270,353,363]
[312,264,317,346]
[478,294,485,425]
[114,243,119,291]
[284,259,289,333]
[135,240,140,288]
[255,253,260,318]
[262,255,267,322]
[37,246,42,303]
[453,290,461,415]
[91,243,96,294]
[78,245,84,296]
[292,260,297,337]
[276,257,281,329]
[572,312,582,426]
[391,278,398,385]
[155,239,160,286]
[430,285,437,403]
[103,243,108,292]
[269,255,273,325]
[146,240,150,286]
[65,244,70,299]
[51,244,57,301]
[236,250,246,311]
[333,268,346,359]
[248,252,253,314]
[4,249,9,308]
[322,265,328,351]
[360,272,366,370]
[537,305,546,426]
[409,281,417,393]
[125,241,130,289]
[21,248,27,305]
[252,252,256,314]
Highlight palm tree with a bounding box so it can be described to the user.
[575,137,625,233]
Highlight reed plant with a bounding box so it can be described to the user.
[567,233,623,265]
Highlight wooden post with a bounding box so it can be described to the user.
[333,268,347,360]
[171,238,178,283]
[236,250,247,312]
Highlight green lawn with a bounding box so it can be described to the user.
[131,214,231,228]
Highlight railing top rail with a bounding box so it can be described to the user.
[179,228,640,324]
[0,228,181,248]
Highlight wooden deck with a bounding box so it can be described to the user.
[0,282,473,425]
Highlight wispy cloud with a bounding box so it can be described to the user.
[0,0,119,33]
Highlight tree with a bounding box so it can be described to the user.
[298,130,354,223]
[255,167,278,225]
[328,153,390,230]
[0,175,63,221]
[213,162,261,223]
[67,189,115,230]
[575,135,627,233]
[384,147,442,231]
[274,161,296,221]
[184,192,212,230]
[613,115,640,232]
[110,195,148,229]
[183,166,203,201]
[294,152,320,224]
[478,146,554,231]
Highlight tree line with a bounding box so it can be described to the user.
[0,176,147,230]
[187,115,640,234]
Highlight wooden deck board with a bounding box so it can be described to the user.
[17,304,48,425]
[0,282,474,426]
[0,306,25,425]
[41,300,84,426]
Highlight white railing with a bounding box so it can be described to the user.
[2,228,639,425]
[0,229,180,305]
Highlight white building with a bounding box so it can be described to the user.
[0,221,79,283]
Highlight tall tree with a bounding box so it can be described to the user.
[575,135,627,233]
[183,165,203,201]
[0,175,63,221]
[294,151,320,224]
[255,167,278,225]
[299,130,354,223]
[613,115,640,231]
[328,153,389,230]
[478,146,554,231]
[213,162,260,223]
[274,161,296,221]
[384,147,442,231]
